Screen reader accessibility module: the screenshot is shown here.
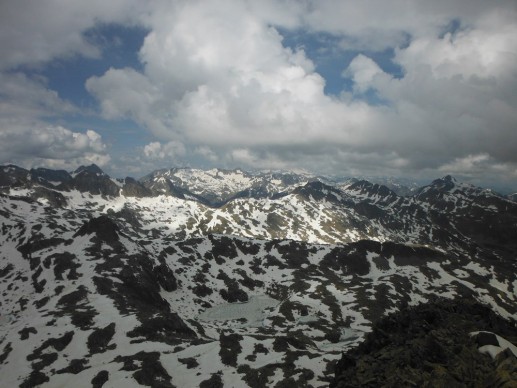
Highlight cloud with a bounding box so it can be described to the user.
[0,122,110,169]
[438,153,517,190]
[105,140,188,178]
[439,153,491,173]
[1,0,517,187]
[0,1,141,171]
[0,72,77,118]
[86,67,161,123]
[81,0,517,185]
[395,28,517,80]
[143,141,186,160]
[301,1,517,49]
[0,72,109,170]
[347,21,517,166]
[0,0,145,70]
[342,54,388,93]
[87,1,377,148]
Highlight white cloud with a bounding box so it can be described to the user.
[342,54,388,93]
[439,153,491,173]
[0,1,138,171]
[0,0,145,70]
[87,0,378,149]
[81,0,517,184]
[0,72,109,170]
[143,141,186,160]
[437,153,517,189]
[86,68,159,120]
[194,146,219,162]
[0,123,110,169]
[106,140,188,178]
[301,1,517,48]
[395,28,517,80]
[0,72,77,118]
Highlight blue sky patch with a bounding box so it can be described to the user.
[41,24,148,109]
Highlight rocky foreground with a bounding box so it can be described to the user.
[331,299,517,387]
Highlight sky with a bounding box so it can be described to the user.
[0,1,516,191]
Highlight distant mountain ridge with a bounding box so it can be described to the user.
[138,166,315,205]
[2,164,516,255]
[2,163,514,203]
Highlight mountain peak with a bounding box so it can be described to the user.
[30,167,72,183]
[347,179,398,199]
[73,164,105,176]
[443,175,457,183]
[426,175,459,192]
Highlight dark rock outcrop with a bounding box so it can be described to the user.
[69,164,120,197]
[74,216,120,244]
[0,165,29,187]
[30,187,68,207]
[331,299,517,387]
[29,167,72,187]
[121,177,153,197]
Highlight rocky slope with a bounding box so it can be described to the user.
[0,164,516,387]
[330,299,517,387]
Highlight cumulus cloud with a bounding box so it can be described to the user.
[0,122,110,169]
[105,140,188,178]
[0,72,77,118]
[301,1,517,48]
[83,0,517,184]
[0,72,109,170]
[143,141,186,160]
[438,153,517,190]
[87,1,380,154]
[341,20,517,168]
[86,67,162,126]
[342,54,388,93]
[0,1,138,171]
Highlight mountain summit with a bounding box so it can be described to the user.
[72,163,106,176]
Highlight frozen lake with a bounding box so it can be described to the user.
[197,295,279,327]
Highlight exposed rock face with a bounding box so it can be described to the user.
[492,350,517,387]
[330,299,517,388]
[121,177,153,197]
[74,215,120,244]
[0,165,30,187]
[29,167,72,187]
[30,187,68,207]
[69,165,120,197]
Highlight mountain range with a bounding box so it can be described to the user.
[0,164,516,387]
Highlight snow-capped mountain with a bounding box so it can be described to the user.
[1,164,516,387]
[139,167,313,206]
[337,176,422,196]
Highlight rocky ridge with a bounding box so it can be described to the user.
[330,299,517,387]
